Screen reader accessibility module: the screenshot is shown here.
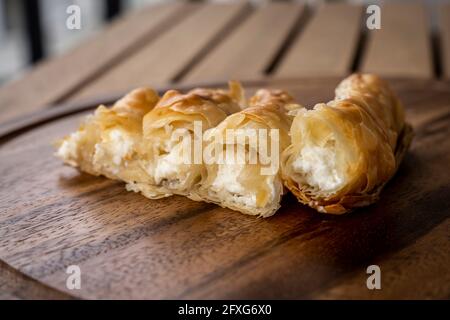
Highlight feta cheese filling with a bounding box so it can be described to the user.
[154,142,184,184]
[91,129,134,175]
[292,142,343,192]
[212,164,257,207]
[57,131,82,160]
[107,129,134,165]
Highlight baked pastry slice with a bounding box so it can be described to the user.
[56,87,159,184]
[127,81,246,199]
[281,74,413,214]
[190,89,303,217]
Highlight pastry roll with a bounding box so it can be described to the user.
[127,82,246,199]
[56,87,159,182]
[281,74,413,214]
[190,89,303,217]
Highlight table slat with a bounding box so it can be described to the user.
[275,3,362,78]
[439,3,450,79]
[0,3,185,123]
[182,2,304,83]
[360,3,433,79]
[70,3,248,102]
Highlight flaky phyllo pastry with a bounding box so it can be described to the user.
[189,89,303,217]
[56,74,412,217]
[131,82,245,198]
[56,87,159,183]
[57,82,246,199]
[281,74,413,214]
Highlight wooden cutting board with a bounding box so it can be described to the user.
[1,79,449,299]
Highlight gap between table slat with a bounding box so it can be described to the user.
[69,2,250,103]
[0,3,187,124]
[181,2,304,83]
[360,3,433,79]
[275,3,363,78]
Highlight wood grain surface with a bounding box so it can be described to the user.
[275,3,363,78]
[70,2,249,102]
[1,2,448,129]
[0,2,187,123]
[182,2,304,83]
[0,79,449,299]
[440,3,450,79]
[361,3,433,79]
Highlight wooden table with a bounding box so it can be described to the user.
[0,1,449,299]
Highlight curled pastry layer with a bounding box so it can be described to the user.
[281,74,413,214]
[190,89,303,217]
[129,82,246,199]
[56,87,159,182]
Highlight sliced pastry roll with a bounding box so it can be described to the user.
[127,81,246,199]
[190,89,303,217]
[56,87,159,183]
[281,74,413,214]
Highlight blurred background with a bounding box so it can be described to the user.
[0,0,447,85]
[0,0,171,84]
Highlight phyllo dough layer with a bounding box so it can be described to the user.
[128,82,246,199]
[190,89,303,217]
[281,74,413,214]
[56,87,159,184]
[56,75,412,217]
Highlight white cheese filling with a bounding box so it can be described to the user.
[212,164,257,207]
[153,126,193,184]
[212,164,277,208]
[57,131,82,160]
[91,129,134,175]
[107,129,134,165]
[292,143,343,191]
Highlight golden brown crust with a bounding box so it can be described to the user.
[113,87,160,115]
[190,89,302,217]
[56,83,247,203]
[55,87,159,179]
[57,76,410,217]
[134,82,247,199]
[283,125,413,214]
[281,74,413,214]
